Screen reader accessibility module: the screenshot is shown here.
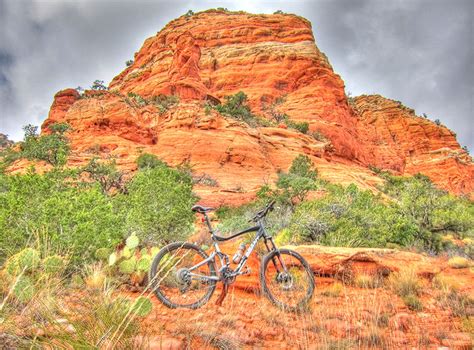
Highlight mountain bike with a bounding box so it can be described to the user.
[149,200,315,311]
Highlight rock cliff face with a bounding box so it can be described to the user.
[22,10,472,202]
[353,95,473,195]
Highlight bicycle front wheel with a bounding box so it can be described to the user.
[260,249,315,311]
[149,242,217,309]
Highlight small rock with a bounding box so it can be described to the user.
[149,336,184,350]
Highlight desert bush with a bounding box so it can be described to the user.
[382,174,474,252]
[136,153,166,170]
[0,170,125,265]
[125,59,134,67]
[354,274,380,289]
[119,163,197,244]
[437,289,474,317]
[18,122,71,167]
[290,184,416,246]
[258,155,318,209]
[286,120,309,134]
[91,79,107,90]
[192,173,219,187]
[82,157,124,194]
[215,91,268,127]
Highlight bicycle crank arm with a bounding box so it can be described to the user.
[189,273,220,282]
[215,283,229,306]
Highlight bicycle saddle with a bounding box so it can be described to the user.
[191,205,215,213]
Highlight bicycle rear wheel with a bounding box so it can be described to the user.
[149,242,217,309]
[260,249,315,311]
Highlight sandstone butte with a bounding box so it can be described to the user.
[8,9,473,204]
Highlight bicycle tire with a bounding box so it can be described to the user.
[260,248,315,312]
[149,242,217,309]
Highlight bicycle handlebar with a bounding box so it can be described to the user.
[250,200,276,222]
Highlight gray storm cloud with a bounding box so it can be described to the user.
[0,0,472,151]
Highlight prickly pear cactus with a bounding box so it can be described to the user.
[95,248,110,261]
[12,275,35,303]
[119,257,137,274]
[137,255,152,272]
[5,255,20,276]
[108,252,118,266]
[131,296,153,317]
[16,248,40,272]
[126,233,140,250]
[42,255,65,275]
[122,247,132,259]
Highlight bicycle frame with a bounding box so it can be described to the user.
[187,213,285,282]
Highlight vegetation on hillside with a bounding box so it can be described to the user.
[0,124,197,265]
[218,155,474,255]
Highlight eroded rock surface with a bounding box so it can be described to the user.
[7,10,471,202]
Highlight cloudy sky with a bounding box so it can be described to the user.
[0,0,472,151]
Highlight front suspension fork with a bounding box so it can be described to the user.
[264,237,287,274]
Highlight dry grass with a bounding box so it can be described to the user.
[432,274,461,293]
[354,274,381,289]
[321,282,344,297]
[387,268,422,297]
[447,256,470,269]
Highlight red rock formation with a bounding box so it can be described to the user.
[353,95,473,195]
[8,9,469,201]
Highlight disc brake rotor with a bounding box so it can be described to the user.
[276,271,294,290]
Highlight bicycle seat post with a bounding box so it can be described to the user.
[202,212,214,234]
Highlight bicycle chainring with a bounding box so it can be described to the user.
[219,266,236,284]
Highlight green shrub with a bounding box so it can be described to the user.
[136,153,166,170]
[0,170,125,265]
[82,157,124,194]
[259,155,318,209]
[18,123,71,167]
[382,174,474,252]
[215,92,267,127]
[91,80,107,91]
[95,248,111,261]
[286,120,309,134]
[119,164,197,244]
[289,184,416,246]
